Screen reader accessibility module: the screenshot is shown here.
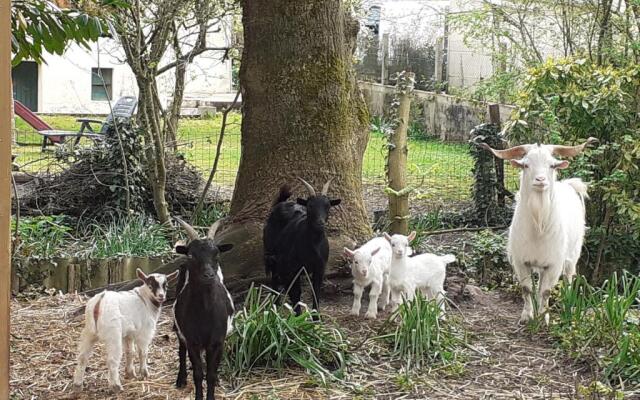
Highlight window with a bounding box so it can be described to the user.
[365,6,381,34]
[91,68,113,101]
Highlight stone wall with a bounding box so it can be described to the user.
[359,82,516,142]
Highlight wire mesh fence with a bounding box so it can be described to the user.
[12,113,520,211]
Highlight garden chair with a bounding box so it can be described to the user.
[14,96,137,151]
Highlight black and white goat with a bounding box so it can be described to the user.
[173,217,234,400]
[263,177,341,316]
[73,269,178,393]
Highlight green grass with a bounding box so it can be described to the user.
[224,285,349,384]
[550,272,640,388]
[378,292,467,372]
[13,114,520,204]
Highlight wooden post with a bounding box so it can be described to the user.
[488,104,506,207]
[387,72,414,235]
[381,33,389,85]
[434,37,444,92]
[0,0,12,394]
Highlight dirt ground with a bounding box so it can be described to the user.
[10,283,603,400]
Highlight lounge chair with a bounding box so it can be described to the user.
[13,96,138,151]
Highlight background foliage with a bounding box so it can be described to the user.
[505,58,640,280]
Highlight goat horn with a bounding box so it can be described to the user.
[297,177,316,196]
[477,142,531,160]
[548,137,598,158]
[321,177,334,196]
[207,217,225,240]
[175,216,199,241]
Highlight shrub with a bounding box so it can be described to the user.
[224,285,349,384]
[380,292,466,371]
[505,58,640,281]
[462,230,510,289]
[551,272,640,388]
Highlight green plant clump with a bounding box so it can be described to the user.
[462,230,511,289]
[381,292,467,371]
[85,215,170,258]
[224,286,349,384]
[551,272,640,387]
[12,215,73,259]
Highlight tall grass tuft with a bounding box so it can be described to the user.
[551,272,640,387]
[224,285,349,384]
[381,293,466,371]
[85,215,170,258]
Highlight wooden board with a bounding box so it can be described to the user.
[0,0,13,394]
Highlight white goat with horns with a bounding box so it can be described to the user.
[479,137,597,324]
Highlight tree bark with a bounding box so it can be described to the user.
[222,0,372,280]
[387,72,413,235]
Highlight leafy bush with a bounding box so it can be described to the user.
[84,215,170,258]
[224,286,349,384]
[380,292,466,371]
[551,272,640,387]
[462,230,510,289]
[409,210,443,246]
[505,58,640,280]
[12,216,73,258]
[469,71,523,104]
[370,115,394,137]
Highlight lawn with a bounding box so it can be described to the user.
[13,114,519,204]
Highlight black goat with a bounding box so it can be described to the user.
[263,177,341,316]
[173,217,234,400]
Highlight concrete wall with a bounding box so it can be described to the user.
[359,81,515,142]
[34,30,232,114]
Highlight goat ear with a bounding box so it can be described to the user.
[136,268,147,281]
[407,231,417,242]
[510,159,526,169]
[553,160,570,170]
[175,245,189,255]
[166,269,179,282]
[296,198,308,206]
[343,247,355,258]
[217,243,234,253]
[383,232,392,242]
[330,199,341,207]
[371,246,381,256]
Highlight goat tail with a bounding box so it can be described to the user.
[565,178,589,200]
[439,254,456,265]
[273,184,292,205]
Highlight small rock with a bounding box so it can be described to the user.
[463,284,491,305]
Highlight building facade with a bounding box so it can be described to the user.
[12,32,233,114]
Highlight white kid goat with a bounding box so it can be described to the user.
[384,231,455,313]
[480,137,596,324]
[344,236,392,319]
[73,269,178,393]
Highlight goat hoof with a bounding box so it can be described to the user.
[349,308,359,316]
[71,383,82,393]
[176,375,187,388]
[110,384,123,393]
[125,370,136,379]
[139,368,149,378]
[364,311,377,319]
[518,314,533,325]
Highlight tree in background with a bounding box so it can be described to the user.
[218,0,372,281]
[109,0,238,224]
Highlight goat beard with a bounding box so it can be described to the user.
[526,189,552,235]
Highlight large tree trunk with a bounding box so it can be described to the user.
[219,0,372,284]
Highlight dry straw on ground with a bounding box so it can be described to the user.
[11,288,596,399]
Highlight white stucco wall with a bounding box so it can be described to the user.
[37,27,232,114]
